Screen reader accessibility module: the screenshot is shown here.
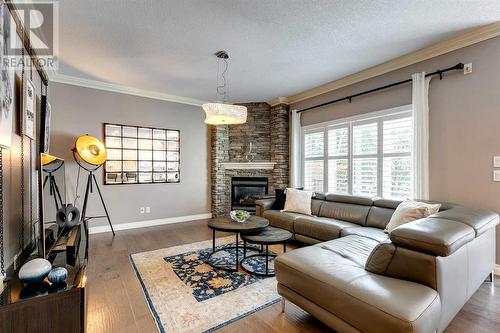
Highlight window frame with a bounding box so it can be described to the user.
[301,104,413,198]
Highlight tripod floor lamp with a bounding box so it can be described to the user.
[73,135,115,236]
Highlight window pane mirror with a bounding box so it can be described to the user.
[104,123,181,184]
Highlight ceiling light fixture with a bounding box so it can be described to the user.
[202,51,247,125]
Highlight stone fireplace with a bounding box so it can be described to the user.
[231,177,268,212]
[210,102,289,216]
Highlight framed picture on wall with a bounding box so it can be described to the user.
[40,95,51,153]
[0,3,14,148]
[22,77,36,140]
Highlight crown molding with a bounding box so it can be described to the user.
[49,73,206,106]
[278,21,500,105]
[269,96,289,107]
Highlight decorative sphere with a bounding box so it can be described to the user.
[18,258,52,283]
[48,267,68,284]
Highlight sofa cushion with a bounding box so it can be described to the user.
[318,236,379,267]
[365,242,396,275]
[325,194,374,206]
[319,201,371,226]
[262,210,302,232]
[311,198,323,216]
[341,227,389,243]
[366,206,395,229]
[294,216,358,242]
[275,237,441,333]
[390,218,475,257]
[428,207,499,237]
[372,198,401,209]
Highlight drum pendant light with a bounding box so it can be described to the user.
[202,51,247,125]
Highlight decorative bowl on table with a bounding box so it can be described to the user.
[230,210,250,223]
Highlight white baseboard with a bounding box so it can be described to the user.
[495,264,500,277]
[88,213,212,234]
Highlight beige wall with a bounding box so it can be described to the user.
[49,83,210,228]
[291,36,500,264]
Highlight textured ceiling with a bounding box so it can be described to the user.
[55,0,500,103]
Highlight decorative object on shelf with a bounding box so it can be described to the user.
[245,141,256,162]
[47,267,68,284]
[56,204,80,228]
[0,3,14,148]
[202,50,247,125]
[73,135,115,236]
[18,258,52,283]
[104,123,180,184]
[21,78,36,140]
[230,210,250,223]
[40,95,51,153]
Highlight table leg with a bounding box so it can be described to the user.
[235,233,239,271]
[243,240,247,259]
[212,229,215,253]
[265,244,269,275]
[283,242,286,253]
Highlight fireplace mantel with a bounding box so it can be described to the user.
[221,162,276,170]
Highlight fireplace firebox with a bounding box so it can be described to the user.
[231,177,269,213]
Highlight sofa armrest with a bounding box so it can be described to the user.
[428,207,499,236]
[390,218,475,257]
[255,198,276,216]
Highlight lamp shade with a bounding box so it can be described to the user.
[202,103,247,125]
[41,154,57,166]
[74,135,106,166]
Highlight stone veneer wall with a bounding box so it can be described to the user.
[210,102,290,216]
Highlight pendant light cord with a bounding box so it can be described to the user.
[216,57,229,103]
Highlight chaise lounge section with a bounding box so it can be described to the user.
[255,194,498,333]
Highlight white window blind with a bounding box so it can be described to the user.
[327,127,349,193]
[302,106,413,199]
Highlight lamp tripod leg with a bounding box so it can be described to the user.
[92,173,115,236]
[80,173,92,222]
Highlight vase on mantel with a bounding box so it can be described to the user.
[245,142,256,162]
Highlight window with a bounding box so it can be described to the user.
[301,105,413,199]
[104,123,180,184]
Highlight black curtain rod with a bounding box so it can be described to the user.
[297,62,464,113]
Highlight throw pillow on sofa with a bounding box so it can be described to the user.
[282,188,313,215]
[271,187,304,210]
[385,200,441,233]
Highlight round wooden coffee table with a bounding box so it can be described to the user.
[240,226,293,276]
[207,216,269,272]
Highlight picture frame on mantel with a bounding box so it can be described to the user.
[40,95,51,153]
[21,77,36,140]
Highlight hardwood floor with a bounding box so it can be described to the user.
[86,219,499,333]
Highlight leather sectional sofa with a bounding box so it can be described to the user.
[255,193,498,333]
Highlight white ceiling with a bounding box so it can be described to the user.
[54,0,500,103]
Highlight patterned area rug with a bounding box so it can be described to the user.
[130,236,281,332]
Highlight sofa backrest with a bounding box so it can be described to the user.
[366,199,399,229]
[318,194,372,226]
[311,192,459,229]
[311,192,326,216]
